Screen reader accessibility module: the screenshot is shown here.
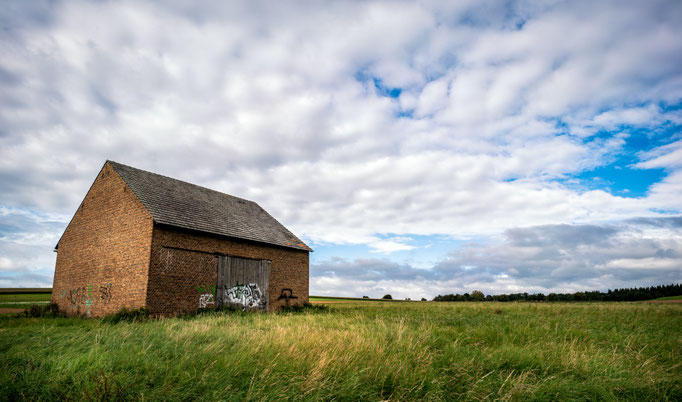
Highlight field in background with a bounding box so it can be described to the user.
[1,301,680,400]
[654,295,682,301]
[310,295,408,302]
[0,292,50,310]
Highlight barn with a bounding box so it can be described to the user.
[51,160,310,317]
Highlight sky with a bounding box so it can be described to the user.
[1,0,681,299]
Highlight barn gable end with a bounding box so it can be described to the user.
[51,161,154,316]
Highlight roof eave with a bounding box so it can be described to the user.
[154,222,312,252]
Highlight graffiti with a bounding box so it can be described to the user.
[69,286,87,305]
[196,284,216,296]
[64,283,113,312]
[220,283,266,310]
[196,284,216,308]
[278,288,299,307]
[99,283,112,305]
[199,293,215,308]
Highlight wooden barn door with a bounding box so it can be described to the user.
[216,256,270,310]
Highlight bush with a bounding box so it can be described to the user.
[471,290,485,301]
[279,302,328,313]
[20,303,64,318]
[382,294,392,300]
[362,296,369,299]
[102,307,150,324]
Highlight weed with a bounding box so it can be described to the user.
[20,303,64,318]
[81,369,126,402]
[189,304,240,318]
[101,307,150,324]
[279,302,328,313]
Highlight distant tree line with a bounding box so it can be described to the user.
[433,283,681,302]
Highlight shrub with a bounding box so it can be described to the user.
[362,296,369,299]
[471,290,485,301]
[102,307,150,324]
[382,294,392,300]
[20,303,64,318]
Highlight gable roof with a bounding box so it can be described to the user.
[108,161,311,251]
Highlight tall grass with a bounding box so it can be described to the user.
[0,302,679,400]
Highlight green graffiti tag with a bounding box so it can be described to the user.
[196,284,216,296]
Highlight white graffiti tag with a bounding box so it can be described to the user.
[223,283,265,310]
[198,293,215,308]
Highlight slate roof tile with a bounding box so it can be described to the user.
[108,161,311,251]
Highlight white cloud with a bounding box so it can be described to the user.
[368,237,415,254]
[636,140,682,170]
[0,257,13,271]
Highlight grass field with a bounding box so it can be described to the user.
[0,293,51,309]
[654,295,682,301]
[310,296,404,302]
[0,301,680,400]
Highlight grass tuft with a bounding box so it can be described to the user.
[101,307,150,324]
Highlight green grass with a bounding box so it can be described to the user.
[654,295,682,301]
[0,293,51,309]
[0,302,680,400]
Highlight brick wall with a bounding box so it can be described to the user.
[147,225,309,315]
[51,162,153,317]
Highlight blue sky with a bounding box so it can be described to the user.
[1,0,681,298]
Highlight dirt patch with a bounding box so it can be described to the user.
[646,299,682,304]
[0,308,25,314]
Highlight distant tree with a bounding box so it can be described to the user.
[421,298,427,301]
[471,290,485,301]
[405,297,411,301]
[572,292,586,301]
[362,296,369,299]
[382,294,393,300]
[433,283,681,303]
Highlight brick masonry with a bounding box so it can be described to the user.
[51,162,154,317]
[51,161,309,317]
[147,225,309,315]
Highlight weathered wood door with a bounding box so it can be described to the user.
[216,256,270,310]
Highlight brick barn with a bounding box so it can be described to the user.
[51,161,311,317]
